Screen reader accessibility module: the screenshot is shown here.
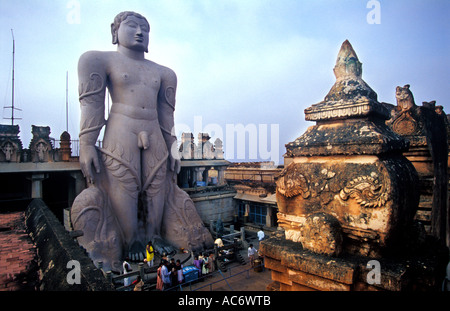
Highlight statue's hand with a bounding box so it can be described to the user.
[79,145,100,184]
[169,152,181,174]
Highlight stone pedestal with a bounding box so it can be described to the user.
[260,40,448,291]
[260,231,445,291]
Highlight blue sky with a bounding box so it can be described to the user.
[0,0,449,165]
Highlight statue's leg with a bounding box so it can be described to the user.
[105,174,139,248]
[141,131,174,254]
[101,130,141,253]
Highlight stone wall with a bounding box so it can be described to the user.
[25,199,114,291]
[191,192,236,225]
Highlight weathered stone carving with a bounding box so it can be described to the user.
[276,40,419,258]
[385,84,448,244]
[71,11,213,271]
[339,173,388,208]
[387,84,425,136]
[0,124,22,162]
[29,125,53,163]
[197,133,214,159]
[178,132,225,161]
[179,133,195,160]
[276,156,416,257]
[261,40,448,291]
[276,164,310,199]
[304,40,387,122]
[213,138,224,159]
[300,212,343,257]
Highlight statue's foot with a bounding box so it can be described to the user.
[127,241,146,262]
[152,236,176,256]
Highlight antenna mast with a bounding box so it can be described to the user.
[4,29,22,125]
[66,71,69,132]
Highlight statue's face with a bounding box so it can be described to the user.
[117,15,149,52]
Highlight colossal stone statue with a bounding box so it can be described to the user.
[71,11,214,271]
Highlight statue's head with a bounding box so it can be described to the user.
[111,11,150,53]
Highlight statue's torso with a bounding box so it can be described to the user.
[107,52,162,118]
[101,52,166,152]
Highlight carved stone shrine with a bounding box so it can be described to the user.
[260,40,448,291]
[0,124,22,162]
[384,86,449,245]
[29,125,54,163]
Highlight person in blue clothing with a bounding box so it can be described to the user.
[161,260,171,290]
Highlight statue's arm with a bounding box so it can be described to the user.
[158,67,181,173]
[77,51,107,183]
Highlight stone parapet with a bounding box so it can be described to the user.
[25,199,114,291]
[260,233,446,291]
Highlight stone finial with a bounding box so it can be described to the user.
[333,40,362,80]
[59,131,72,161]
[287,40,408,157]
[304,40,385,122]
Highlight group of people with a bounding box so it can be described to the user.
[122,229,267,291]
[122,257,144,291]
[121,240,155,291]
[154,251,216,291]
[193,252,216,276]
[156,258,184,291]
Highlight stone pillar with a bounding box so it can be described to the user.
[217,166,226,186]
[196,167,205,186]
[190,167,198,187]
[260,40,447,291]
[179,168,189,188]
[266,206,273,227]
[202,167,210,185]
[29,173,48,199]
[69,171,86,205]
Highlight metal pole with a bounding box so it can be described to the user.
[11,29,15,125]
[218,269,233,290]
[66,71,69,132]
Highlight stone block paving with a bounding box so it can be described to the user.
[0,212,38,291]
